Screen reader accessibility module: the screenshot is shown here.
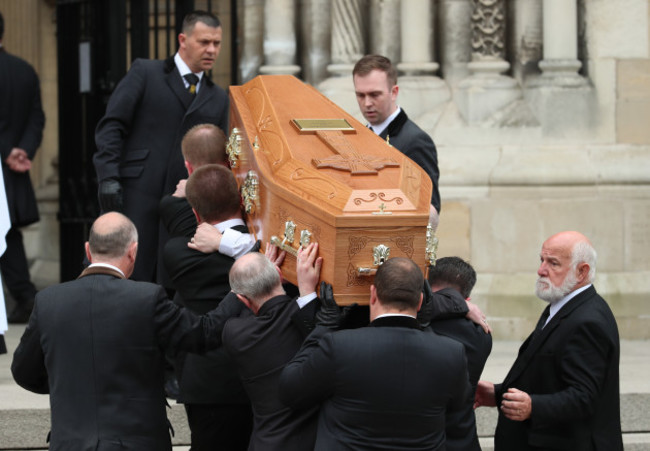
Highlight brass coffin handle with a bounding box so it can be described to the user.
[270,221,313,257]
[242,171,259,214]
[227,128,242,168]
[356,244,390,276]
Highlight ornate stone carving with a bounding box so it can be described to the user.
[328,0,365,75]
[470,0,507,59]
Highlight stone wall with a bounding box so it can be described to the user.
[2,0,648,339]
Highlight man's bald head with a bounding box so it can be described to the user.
[88,212,138,260]
[229,252,283,306]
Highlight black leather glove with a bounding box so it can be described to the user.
[98,178,123,213]
[316,282,358,330]
[315,282,341,329]
[416,280,435,328]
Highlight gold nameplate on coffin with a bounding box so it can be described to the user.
[228,75,433,305]
[291,118,355,132]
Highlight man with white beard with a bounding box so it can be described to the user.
[474,231,623,451]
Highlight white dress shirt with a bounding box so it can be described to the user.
[88,262,126,278]
[174,53,204,94]
[213,218,256,259]
[368,106,401,136]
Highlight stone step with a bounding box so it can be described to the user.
[1,397,649,450]
[2,329,648,450]
[0,404,192,450]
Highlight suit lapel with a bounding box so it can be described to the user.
[165,65,193,110]
[186,76,216,115]
[379,109,408,141]
[503,288,594,386]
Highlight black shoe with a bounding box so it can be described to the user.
[8,304,33,324]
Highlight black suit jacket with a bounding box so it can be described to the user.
[494,286,623,451]
[380,109,441,212]
[159,194,197,239]
[279,316,472,451]
[163,224,249,405]
[430,288,493,451]
[11,266,243,451]
[223,294,319,451]
[0,49,45,227]
[94,57,229,283]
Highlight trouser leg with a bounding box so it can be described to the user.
[0,227,37,304]
[185,403,253,451]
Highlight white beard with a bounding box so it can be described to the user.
[535,270,577,303]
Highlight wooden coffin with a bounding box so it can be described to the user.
[228,75,433,305]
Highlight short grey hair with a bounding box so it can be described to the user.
[88,213,138,259]
[229,252,281,303]
[572,240,597,282]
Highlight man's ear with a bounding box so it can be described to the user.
[416,293,423,312]
[369,285,378,306]
[192,207,202,224]
[128,242,138,263]
[178,32,187,50]
[236,294,257,314]
[185,160,193,175]
[85,242,92,263]
[576,262,590,283]
[391,84,399,100]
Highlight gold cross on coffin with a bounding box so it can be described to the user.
[292,119,400,175]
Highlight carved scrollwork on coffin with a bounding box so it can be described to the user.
[348,236,372,258]
[353,192,404,206]
[347,263,372,287]
[290,168,338,199]
[393,236,414,258]
[245,87,284,165]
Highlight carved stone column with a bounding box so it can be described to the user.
[537,0,586,85]
[239,0,264,82]
[259,0,301,75]
[508,0,543,83]
[396,0,451,124]
[439,0,472,84]
[319,0,368,120]
[327,0,366,76]
[397,0,437,76]
[300,0,331,86]
[369,0,400,62]
[468,0,510,77]
[524,0,592,137]
[456,0,522,125]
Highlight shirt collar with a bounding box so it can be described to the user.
[174,53,204,80]
[374,312,416,320]
[545,283,592,326]
[88,262,126,278]
[369,106,401,136]
[214,218,246,233]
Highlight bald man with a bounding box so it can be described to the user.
[475,231,623,451]
[11,212,244,451]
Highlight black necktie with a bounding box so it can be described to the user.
[537,305,551,330]
[184,74,199,95]
[525,305,550,349]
